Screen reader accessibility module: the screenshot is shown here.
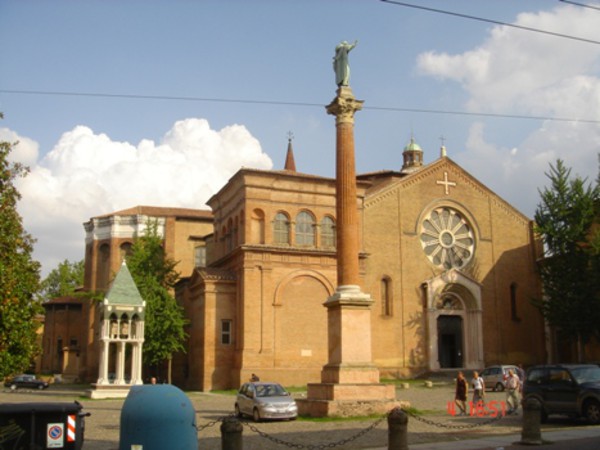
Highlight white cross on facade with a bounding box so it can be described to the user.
[436,171,457,195]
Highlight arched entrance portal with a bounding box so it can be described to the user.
[437,315,463,368]
[424,269,484,371]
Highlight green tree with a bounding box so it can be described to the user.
[40,259,84,300]
[126,220,186,383]
[0,116,43,377]
[534,159,600,361]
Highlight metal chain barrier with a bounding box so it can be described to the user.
[196,413,234,432]
[241,414,387,449]
[401,406,504,429]
[197,406,504,447]
[197,410,388,449]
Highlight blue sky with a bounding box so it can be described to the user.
[1,0,599,276]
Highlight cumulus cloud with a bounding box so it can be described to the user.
[416,3,600,216]
[0,128,40,166]
[10,119,272,275]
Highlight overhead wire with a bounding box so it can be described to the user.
[380,0,600,45]
[1,89,599,124]
[3,3,600,126]
[559,0,600,12]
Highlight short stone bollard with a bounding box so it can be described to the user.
[424,380,433,388]
[221,416,243,450]
[388,407,408,450]
[519,397,544,445]
[401,382,410,389]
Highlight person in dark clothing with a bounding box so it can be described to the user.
[455,371,468,415]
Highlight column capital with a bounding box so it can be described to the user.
[326,87,364,124]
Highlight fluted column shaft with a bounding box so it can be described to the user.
[327,87,364,287]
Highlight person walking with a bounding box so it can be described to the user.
[455,371,468,416]
[471,371,485,406]
[505,369,521,414]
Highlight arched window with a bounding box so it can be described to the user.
[109,313,118,338]
[226,218,233,253]
[120,313,129,338]
[251,209,265,244]
[321,216,336,248]
[381,277,392,316]
[295,211,315,246]
[273,212,290,244]
[99,243,111,290]
[120,242,133,263]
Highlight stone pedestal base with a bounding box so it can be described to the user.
[86,383,133,399]
[297,381,402,417]
[297,393,405,418]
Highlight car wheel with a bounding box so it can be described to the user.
[252,408,261,422]
[37,384,44,390]
[583,399,600,425]
[495,382,504,392]
[234,404,242,418]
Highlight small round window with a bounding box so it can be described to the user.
[420,207,474,269]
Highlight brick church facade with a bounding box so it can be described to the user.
[42,139,549,389]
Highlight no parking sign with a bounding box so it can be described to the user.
[47,423,64,448]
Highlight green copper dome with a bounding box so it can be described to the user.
[404,137,422,152]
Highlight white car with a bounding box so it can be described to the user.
[235,382,298,422]
[480,365,519,392]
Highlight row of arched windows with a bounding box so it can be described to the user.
[107,312,141,340]
[273,211,336,248]
[214,209,337,253]
[214,212,244,254]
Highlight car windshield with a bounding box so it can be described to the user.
[571,366,600,384]
[255,384,287,397]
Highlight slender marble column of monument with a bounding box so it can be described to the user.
[297,42,399,417]
[321,86,379,384]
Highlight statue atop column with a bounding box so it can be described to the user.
[333,40,358,86]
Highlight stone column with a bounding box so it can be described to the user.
[115,341,126,384]
[132,340,144,385]
[297,86,398,418]
[322,87,378,383]
[97,338,110,385]
[326,86,363,288]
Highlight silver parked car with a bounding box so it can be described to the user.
[480,365,519,392]
[235,382,298,422]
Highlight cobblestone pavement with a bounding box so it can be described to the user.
[0,382,589,449]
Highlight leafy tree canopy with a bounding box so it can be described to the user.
[534,158,600,359]
[126,220,187,375]
[39,259,84,301]
[0,118,43,377]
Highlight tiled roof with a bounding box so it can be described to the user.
[43,296,84,306]
[94,205,213,220]
[105,262,144,306]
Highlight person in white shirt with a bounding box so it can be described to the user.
[505,369,521,414]
[471,371,485,405]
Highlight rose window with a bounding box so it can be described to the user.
[420,207,474,269]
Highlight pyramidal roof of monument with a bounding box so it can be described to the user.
[105,261,144,306]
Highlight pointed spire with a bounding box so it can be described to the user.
[284,132,297,172]
[105,261,144,306]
